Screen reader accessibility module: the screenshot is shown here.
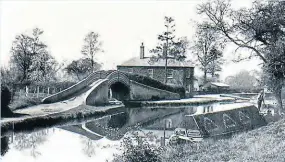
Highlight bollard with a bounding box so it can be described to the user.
[37,86,39,98]
[25,86,29,97]
[12,122,14,143]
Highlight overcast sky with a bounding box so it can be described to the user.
[0,0,262,80]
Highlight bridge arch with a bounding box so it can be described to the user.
[109,81,130,101]
[107,71,131,101]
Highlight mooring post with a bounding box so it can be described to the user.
[37,86,39,98]
[163,119,166,146]
[12,122,14,143]
[25,86,28,97]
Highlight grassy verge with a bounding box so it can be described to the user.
[10,95,43,111]
[161,117,285,162]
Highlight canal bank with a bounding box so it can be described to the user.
[125,94,238,108]
[1,104,125,136]
[1,94,245,136]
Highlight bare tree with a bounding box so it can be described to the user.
[10,33,35,82]
[10,28,58,83]
[150,16,189,83]
[191,26,224,84]
[198,0,285,112]
[81,32,103,72]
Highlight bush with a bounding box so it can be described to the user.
[1,85,13,117]
[113,132,162,162]
[126,73,186,98]
[10,96,42,110]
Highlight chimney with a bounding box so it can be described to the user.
[140,42,144,59]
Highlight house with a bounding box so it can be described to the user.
[202,82,230,93]
[117,43,195,97]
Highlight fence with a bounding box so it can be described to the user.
[13,86,64,100]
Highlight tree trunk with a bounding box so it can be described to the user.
[203,70,207,84]
[165,58,168,84]
[91,59,94,72]
[274,88,283,115]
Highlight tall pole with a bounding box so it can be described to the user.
[164,26,169,84]
[163,119,166,146]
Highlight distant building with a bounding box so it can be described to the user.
[202,82,230,93]
[117,43,195,97]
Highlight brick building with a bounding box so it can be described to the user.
[117,43,195,97]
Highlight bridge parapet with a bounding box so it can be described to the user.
[42,70,114,103]
[107,70,130,87]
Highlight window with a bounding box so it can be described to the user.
[167,69,174,78]
[187,69,192,78]
[129,68,133,73]
[147,69,154,78]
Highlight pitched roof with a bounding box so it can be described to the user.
[118,57,194,67]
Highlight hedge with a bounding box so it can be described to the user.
[126,73,186,98]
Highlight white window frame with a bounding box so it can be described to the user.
[167,69,174,78]
[148,69,154,78]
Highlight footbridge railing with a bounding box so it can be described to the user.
[42,70,115,103]
[106,70,130,87]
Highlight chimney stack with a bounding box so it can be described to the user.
[140,42,144,59]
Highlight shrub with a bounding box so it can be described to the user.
[126,73,186,98]
[113,131,162,162]
[10,96,42,110]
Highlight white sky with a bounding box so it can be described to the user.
[0,0,262,80]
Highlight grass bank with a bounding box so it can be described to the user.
[161,117,285,162]
[10,95,43,110]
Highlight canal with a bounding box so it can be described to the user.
[1,99,266,162]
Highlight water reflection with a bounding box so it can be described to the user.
[80,137,96,157]
[2,101,260,162]
[1,136,9,156]
[13,129,51,157]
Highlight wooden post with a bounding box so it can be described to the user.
[163,119,166,146]
[37,86,39,98]
[25,86,28,97]
[47,87,50,94]
[12,122,14,143]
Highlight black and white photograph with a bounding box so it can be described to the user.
[1,0,285,161]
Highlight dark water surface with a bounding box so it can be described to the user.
[1,100,262,162]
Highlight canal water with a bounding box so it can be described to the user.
[1,100,262,162]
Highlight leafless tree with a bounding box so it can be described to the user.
[191,26,225,84]
[197,0,285,112]
[81,31,103,72]
[10,28,58,83]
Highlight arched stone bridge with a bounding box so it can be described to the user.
[42,70,181,106]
